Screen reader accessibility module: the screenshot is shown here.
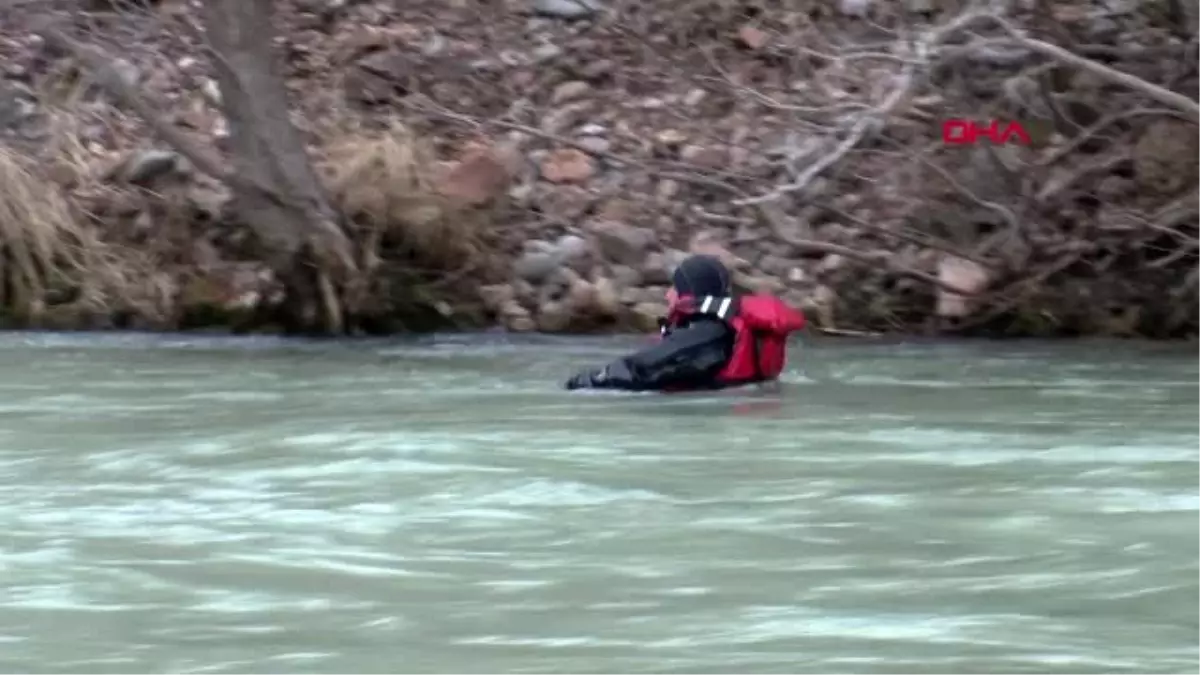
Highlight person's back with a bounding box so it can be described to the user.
[563,255,806,392]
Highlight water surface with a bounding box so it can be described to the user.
[0,332,1196,673]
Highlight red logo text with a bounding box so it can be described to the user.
[942,119,1031,146]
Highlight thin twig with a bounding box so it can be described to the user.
[979,14,1200,121]
[732,9,986,207]
[754,204,978,296]
[39,26,232,183]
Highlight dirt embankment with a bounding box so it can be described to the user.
[0,0,1196,338]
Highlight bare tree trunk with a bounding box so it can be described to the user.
[200,0,356,333]
[39,0,359,334]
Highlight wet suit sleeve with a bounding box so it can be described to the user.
[564,319,733,392]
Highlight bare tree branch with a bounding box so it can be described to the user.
[39,27,232,183]
[980,14,1200,121]
[732,9,988,207]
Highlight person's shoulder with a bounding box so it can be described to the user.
[679,315,734,338]
[737,293,806,334]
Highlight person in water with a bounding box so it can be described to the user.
[563,254,807,392]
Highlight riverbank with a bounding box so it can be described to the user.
[0,0,1196,338]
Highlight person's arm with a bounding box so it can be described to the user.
[564,319,732,392]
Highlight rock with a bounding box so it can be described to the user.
[783,288,807,309]
[531,43,564,62]
[565,277,597,315]
[657,130,686,147]
[515,235,593,284]
[1089,17,1119,42]
[838,0,873,16]
[576,136,611,154]
[524,239,558,255]
[224,263,276,311]
[96,188,142,218]
[532,0,603,19]
[513,280,537,304]
[740,274,786,295]
[1133,120,1199,194]
[200,78,221,105]
[587,220,657,265]
[655,179,680,200]
[345,51,410,103]
[500,299,528,317]
[537,300,572,332]
[680,144,728,168]
[596,198,635,222]
[437,143,517,207]
[637,286,668,304]
[816,254,845,276]
[936,256,991,319]
[480,284,515,312]
[0,81,37,132]
[343,69,393,104]
[1052,3,1088,22]
[642,249,687,285]
[181,179,228,219]
[111,58,140,89]
[806,285,837,327]
[609,264,643,289]
[508,315,537,332]
[191,239,222,273]
[736,25,768,50]
[293,0,347,13]
[540,148,595,183]
[514,251,560,283]
[358,51,409,79]
[683,88,706,107]
[555,234,591,261]
[1096,176,1134,201]
[179,262,278,324]
[688,231,745,269]
[551,80,591,104]
[630,302,666,332]
[577,123,607,135]
[508,182,535,205]
[545,265,582,293]
[579,59,615,81]
[536,185,594,221]
[132,211,154,237]
[118,149,181,186]
[592,277,621,316]
[757,254,791,277]
[500,300,536,332]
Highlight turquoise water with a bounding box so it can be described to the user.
[0,332,1196,673]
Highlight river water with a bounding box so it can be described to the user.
[0,331,1196,674]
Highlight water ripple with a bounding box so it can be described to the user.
[0,335,1195,673]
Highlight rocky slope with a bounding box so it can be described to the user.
[0,0,1196,337]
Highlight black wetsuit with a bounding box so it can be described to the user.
[563,315,734,392]
[563,254,737,392]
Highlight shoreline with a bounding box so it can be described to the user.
[0,324,1194,345]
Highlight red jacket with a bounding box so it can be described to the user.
[665,293,806,386]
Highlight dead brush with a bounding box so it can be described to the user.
[319,121,482,274]
[0,141,171,326]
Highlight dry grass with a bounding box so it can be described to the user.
[319,120,482,272]
[0,142,171,326]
